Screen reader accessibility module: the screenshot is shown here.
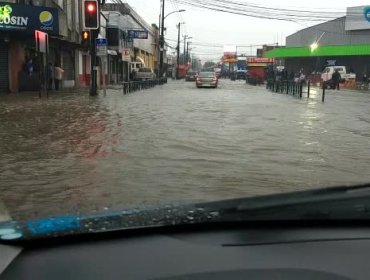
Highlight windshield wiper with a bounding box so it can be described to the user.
[1,184,370,243]
[196,183,370,222]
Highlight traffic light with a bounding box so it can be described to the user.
[81,31,91,48]
[83,0,99,29]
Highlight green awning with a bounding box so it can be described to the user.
[265,44,370,58]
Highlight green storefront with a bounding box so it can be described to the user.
[265,44,370,78]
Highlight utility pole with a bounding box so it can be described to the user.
[182,35,191,64]
[159,0,165,78]
[176,23,181,79]
[183,36,186,64]
[90,28,98,96]
[186,41,191,65]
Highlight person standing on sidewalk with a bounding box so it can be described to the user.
[331,69,341,90]
[46,63,53,90]
[54,64,64,91]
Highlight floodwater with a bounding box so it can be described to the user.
[1,79,370,221]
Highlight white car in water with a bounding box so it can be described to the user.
[196,72,219,88]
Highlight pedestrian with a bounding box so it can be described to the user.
[46,62,53,90]
[281,68,288,81]
[331,69,341,90]
[54,64,64,91]
[24,58,34,76]
[362,72,368,83]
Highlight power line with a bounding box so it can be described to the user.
[173,0,347,23]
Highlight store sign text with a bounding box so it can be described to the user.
[0,3,58,35]
[0,5,28,27]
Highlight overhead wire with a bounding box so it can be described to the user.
[173,0,347,23]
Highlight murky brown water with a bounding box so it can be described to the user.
[1,80,370,221]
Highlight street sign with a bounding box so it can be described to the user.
[96,38,108,56]
[127,29,148,39]
[122,48,131,62]
[35,30,48,53]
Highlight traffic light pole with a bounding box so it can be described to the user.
[159,0,165,78]
[176,23,181,79]
[90,29,98,96]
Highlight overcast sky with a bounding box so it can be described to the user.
[121,0,370,61]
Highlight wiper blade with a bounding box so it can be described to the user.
[197,183,370,221]
[1,184,370,243]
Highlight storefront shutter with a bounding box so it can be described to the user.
[0,43,9,94]
[62,50,75,80]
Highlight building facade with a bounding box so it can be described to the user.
[102,3,158,82]
[266,6,370,79]
[0,0,86,94]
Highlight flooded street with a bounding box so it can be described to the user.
[1,79,370,221]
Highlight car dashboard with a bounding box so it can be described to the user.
[1,224,370,279]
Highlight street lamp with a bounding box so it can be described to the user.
[159,8,186,78]
[165,9,185,20]
[310,42,318,52]
[310,32,325,53]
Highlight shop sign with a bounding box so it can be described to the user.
[326,60,336,66]
[96,38,108,56]
[0,3,59,35]
[223,53,237,63]
[127,29,148,39]
[247,57,274,63]
[35,30,48,53]
[121,48,131,62]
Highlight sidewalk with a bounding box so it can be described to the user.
[309,85,370,94]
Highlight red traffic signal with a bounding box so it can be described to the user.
[87,3,96,12]
[83,0,99,29]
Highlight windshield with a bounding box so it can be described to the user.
[138,68,152,72]
[1,0,370,242]
[199,72,215,78]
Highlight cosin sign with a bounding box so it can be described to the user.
[0,3,59,35]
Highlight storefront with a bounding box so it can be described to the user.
[266,8,370,86]
[0,42,9,94]
[0,2,59,93]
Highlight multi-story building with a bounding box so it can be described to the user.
[0,0,84,93]
[0,0,159,93]
[266,6,370,79]
[102,3,159,82]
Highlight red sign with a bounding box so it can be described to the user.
[35,30,48,53]
[223,53,237,63]
[247,57,274,63]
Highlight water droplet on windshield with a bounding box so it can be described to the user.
[1,233,22,240]
[0,228,15,235]
[209,211,219,217]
